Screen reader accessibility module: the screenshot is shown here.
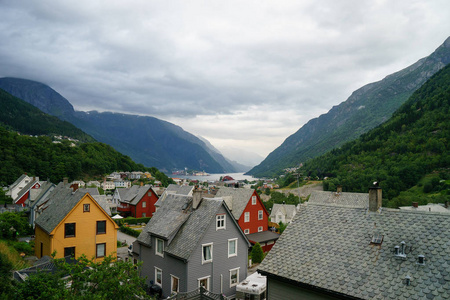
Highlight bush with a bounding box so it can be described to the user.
[13,242,33,255]
[119,226,140,238]
[114,217,151,226]
[251,243,263,264]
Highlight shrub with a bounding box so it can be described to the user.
[251,243,263,264]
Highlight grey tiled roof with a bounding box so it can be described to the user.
[137,194,227,261]
[165,184,194,196]
[118,185,154,206]
[258,201,450,299]
[215,186,255,220]
[308,190,368,208]
[84,187,100,196]
[15,178,39,201]
[8,174,28,190]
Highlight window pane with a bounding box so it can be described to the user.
[203,245,211,261]
[229,240,236,256]
[97,221,106,234]
[65,223,76,237]
[96,243,105,257]
[172,276,179,292]
[64,247,75,257]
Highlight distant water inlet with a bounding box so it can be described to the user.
[169,172,258,182]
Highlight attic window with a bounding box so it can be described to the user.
[371,234,383,245]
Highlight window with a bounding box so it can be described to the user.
[64,223,76,238]
[258,210,263,220]
[228,238,237,257]
[244,229,249,234]
[155,267,162,287]
[96,221,106,234]
[198,276,210,291]
[142,212,146,217]
[171,275,179,294]
[230,268,239,287]
[142,201,146,208]
[216,214,225,230]
[202,243,213,264]
[64,247,75,257]
[244,212,250,223]
[252,196,256,205]
[258,226,263,232]
[148,191,152,197]
[83,204,90,212]
[156,238,164,257]
[96,243,106,258]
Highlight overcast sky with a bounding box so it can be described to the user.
[0,1,449,163]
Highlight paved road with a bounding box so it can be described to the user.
[117,230,137,246]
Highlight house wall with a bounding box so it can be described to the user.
[267,277,340,300]
[36,195,118,260]
[186,205,249,298]
[15,191,29,206]
[134,189,159,218]
[34,225,53,257]
[238,191,268,234]
[135,238,188,297]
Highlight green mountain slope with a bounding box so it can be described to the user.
[301,63,450,206]
[0,88,95,142]
[247,36,450,177]
[0,78,237,173]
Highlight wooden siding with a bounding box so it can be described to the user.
[238,191,269,234]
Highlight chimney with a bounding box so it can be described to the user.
[71,183,79,192]
[412,202,418,208]
[369,182,382,212]
[63,177,68,185]
[336,185,342,193]
[140,181,144,187]
[192,186,203,209]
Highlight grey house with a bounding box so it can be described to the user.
[258,186,450,299]
[133,189,251,298]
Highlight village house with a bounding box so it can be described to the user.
[269,203,298,224]
[114,184,159,218]
[155,184,194,209]
[132,189,250,298]
[5,174,32,201]
[34,185,118,260]
[258,186,450,299]
[215,187,279,252]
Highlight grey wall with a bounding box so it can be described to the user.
[267,277,340,300]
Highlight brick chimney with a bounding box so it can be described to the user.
[336,185,342,193]
[412,202,419,208]
[369,182,382,212]
[192,186,203,209]
[71,183,79,192]
[63,177,68,185]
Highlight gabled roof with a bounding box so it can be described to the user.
[246,231,279,244]
[215,186,256,220]
[137,193,250,261]
[165,184,194,196]
[269,203,297,220]
[258,199,450,299]
[14,178,40,202]
[26,181,55,206]
[120,185,154,205]
[35,187,114,234]
[8,174,29,190]
[84,187,100,196]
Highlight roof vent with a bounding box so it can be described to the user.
[417,255,425,265]
[394,241,407,258]
[405,275,411,286]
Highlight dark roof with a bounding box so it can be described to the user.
[155,184,194,207]
[137,194,249,261]
[215,186,255,220]
[8,174,28,190]
[15,178,39,201]
[13,255,77,282]
[308,190,368,208]
[35,186,108,234]
[246,231,279,244]
[258,199,450,299]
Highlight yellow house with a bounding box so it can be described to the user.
[34,187,118,261]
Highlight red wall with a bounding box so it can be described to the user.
[238,191,269,234]
[133,189,159,218]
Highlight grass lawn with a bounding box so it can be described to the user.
[0,240,32,270]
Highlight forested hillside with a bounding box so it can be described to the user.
[0,126,172,186]
[0,88,94,142]
[301,64,450,207]
[248,36,450,177]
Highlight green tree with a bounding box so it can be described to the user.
[251,243,264,264]
[0,252,14,297]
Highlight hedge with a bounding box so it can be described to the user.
[119,226,140,238]
[113,216,151,226]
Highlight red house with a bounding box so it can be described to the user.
[15,177,42,207]
[215,186,279,252]
[115,184,159,218]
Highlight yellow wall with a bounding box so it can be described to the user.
[35,194,118,261]
[34,225,53,257]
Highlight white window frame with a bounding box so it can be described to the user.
[156,238,164,257]
[258,210,263,220]
[228,238,237,258]
[244,212,250,223]
[198,276,210,291]
[258,226,263,232]
[252,196,256,205]
[171,275,179,294]
[244,229,249,234]
[202,243,213,264]
[216,214,226,230]
[229,268,240,287]
[142,201,146,208]
[155,267,162,287]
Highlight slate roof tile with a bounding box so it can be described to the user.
[215,186,255,220]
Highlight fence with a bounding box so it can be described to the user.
[166,287,228,300]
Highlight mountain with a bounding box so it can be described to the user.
[247,36,450,178]
[0,78,237,173]
[0,88,94,142]
[301,63,450,207]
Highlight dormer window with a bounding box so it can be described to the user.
[156,238,164,257]
[216,214,226,230]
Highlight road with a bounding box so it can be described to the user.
[117,231,137,262]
